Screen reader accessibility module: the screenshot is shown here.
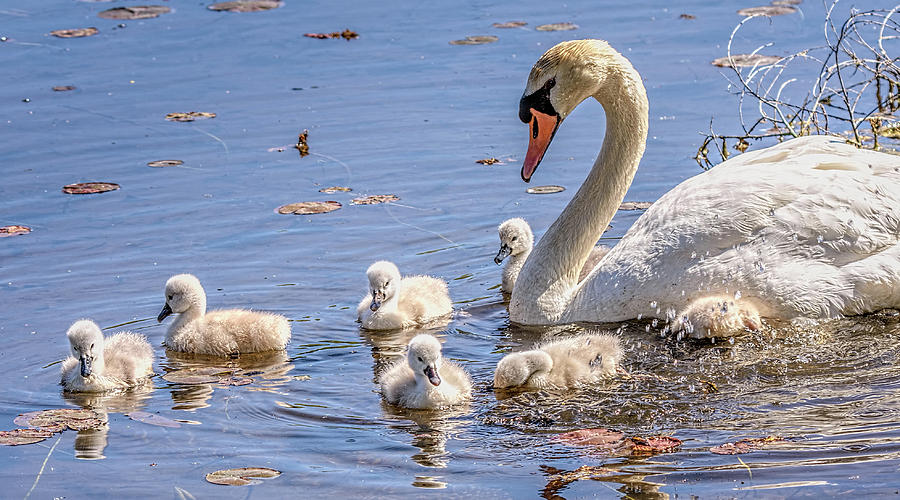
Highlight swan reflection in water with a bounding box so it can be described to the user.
[62,385,154,460]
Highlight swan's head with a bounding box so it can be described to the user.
[158,273,205,322]
[519,39,624,181]
[366,261,401,311]
[406,334,443,386]
[67,319,104,378]
[495,218,534,264]
[493,350,553,389]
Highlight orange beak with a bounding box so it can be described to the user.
[522,108,560,182]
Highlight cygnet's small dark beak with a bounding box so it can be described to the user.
[494,244,512,265]
[424,365,441,386]
[370,290,385,311]
[80,355,92,378]
[157,303,172,322]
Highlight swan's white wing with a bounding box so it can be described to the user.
[580,136,900,319]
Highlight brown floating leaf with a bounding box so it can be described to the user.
[219,375,253,386]
[350,194,399,205]
[555,428,625,447]
[526,185,565,194]
[737,5,797,16]
[50,27,98,38]
[626,435,682,455]
[276,201,342,215]
[618,201,652,210]
[710,435,785,455]
[52,85,77,92]
[128,411,181,428]
[0,428,55,446]
[304,29,358,40]
[62,182,120,194]
[206,467,281,486]
[319,186,352,193]
[476,157,501,165]
[295,129,309,157]
[0,225,31,237]
[165,111,216,122]
[147,159,183,168]
[535,22,578,31]
[162,367,237,384]
[207,0,282,12]
[98,5,171,19]
[679,13,696,19]
[449,35,498,45]
[711,53,782,68]
[14,409,105,431]
[493,21,527,28]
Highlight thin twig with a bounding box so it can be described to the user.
[24,433,62,500]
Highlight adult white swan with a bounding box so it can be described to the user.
[510,39,900,337]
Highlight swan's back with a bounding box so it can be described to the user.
[398,275,452,322]
[582,135,900,320]
[168,309,290,356]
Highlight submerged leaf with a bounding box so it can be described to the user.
[350,194,399,205]
[207,0,282,12]
[493,21,527,28]
[98,6,171,19]
[555,428,624,447]
[449,35,498,45]
[128,411,182,428]
[52,85,77,91]
[618,201,652,210]
[162,367,237,384]
[625,435,682,455]
[526,185,565,194]
[0,428,55,446]
[710,435,785,455]
[304,29,358,40]
[205,467,281,486]
[476,157,501,165]
[165,111,216,122]
[147,160,184,168]
[737,5,796,16]
[276,201,342,215]
[0,225,31,237]
[319,186,352,193]
[711,54,782,68]
[62,182,120,194]
[535,22,578,31]
[50,27,98,38]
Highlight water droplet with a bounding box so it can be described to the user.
[817,235,824,243]
[649,300,658,308]
[636,313,643,320]
[734,290,742,300]
[651,319,658,327]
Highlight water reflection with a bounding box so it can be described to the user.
[162,350,294,412]
[62,386,153,459]
[540,463,669,500]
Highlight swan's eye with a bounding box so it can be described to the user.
[90,343,94,350]
[418,356,423,362]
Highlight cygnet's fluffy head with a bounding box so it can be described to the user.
[493,350,553,388]
[495,218,534,264]
[67,319,104,378]
[366,261,401,312]
[406,334,443,387]
[158,273,205,322]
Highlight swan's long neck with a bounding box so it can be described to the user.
[170,295,206,335]
[511,54,648,324]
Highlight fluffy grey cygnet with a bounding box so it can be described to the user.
[379,334,472,409]
[357,261,452,330]
[493,333,623,390]
[61,319,154,392]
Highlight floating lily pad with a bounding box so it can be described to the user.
[165,111,216,122]
[710,435,784,455]
[0,428,55,446]
[147,159,183,168]
[206,467,281,486]
[619,201,652,210]
[128,411,181,428]
[98,5,171,19]
[555,428,624,447]
[711,54,782,68]
[52,85,77,92]
[526,185,565,194]
[536,22,578,31]
[276,201,341,215]
[319,186,352,193]
[350,194,399,205]
[0,225,31,237]
[449,35,498,45]
[50,27,98,38]
[493,21,526,28]
[626,435,682,455]
[62,182,120,194]
[476,157,501,165]
[208,0,282,12]
[14,409,105,431]
[163,367,237,384]
[737,5,796,16]
[303,29,358,40]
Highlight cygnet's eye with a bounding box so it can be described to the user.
[511,236,518,241]
[385,281,391,287]
[167,294,173,301]
[90,343,94,350]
